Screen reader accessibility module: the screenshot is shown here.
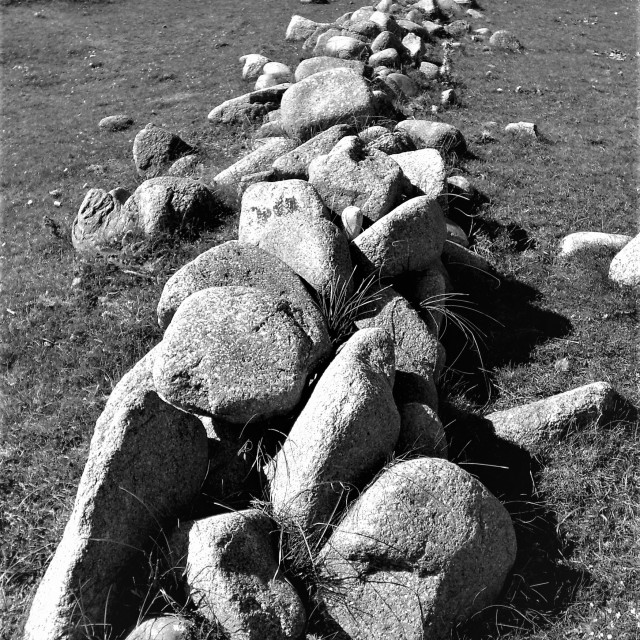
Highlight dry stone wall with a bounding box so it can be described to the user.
[25,0,634,639]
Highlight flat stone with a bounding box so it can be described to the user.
[153,286,320,424]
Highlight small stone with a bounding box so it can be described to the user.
[505,121,538,137]
[239,53,271,81]
[123,617,195,640]
[558,232,632,260]
[419,61,440,81]
[341,205,363,240]
[441,88,457,107]
[391,148,446,200]
[489,29,523,51]
[609,232,640,287]
[396,120,467,157]
[132,123,194,179]
[53,200,61,207]
[98,114,134,131]
[294,56,366,82]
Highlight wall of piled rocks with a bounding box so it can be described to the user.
[25,1,635,639]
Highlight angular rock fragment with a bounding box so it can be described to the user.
[133,123,194,179]
[391,148,446,199]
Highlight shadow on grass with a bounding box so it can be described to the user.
[441,405,589,637]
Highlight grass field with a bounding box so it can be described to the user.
[1,0,638,638]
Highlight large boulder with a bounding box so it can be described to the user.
[280,68,379,141]
[71,187,139,255]
[609,232,640,287]
[318,457,517,640]
[132,123,194,179]
[308,136,404,222]
[23,348,209,640]
[351,196,446,277]
[156,242,330,369]
[268,328,400,534]
[486,382,628,452]
[391,148,446,199]
[207,84,290,125]
[212,137,299,209]
[395,119,466,157]
[238,182,354,298]
[183,510,306,640]
[124,176,219,237]
[294,56,366,82]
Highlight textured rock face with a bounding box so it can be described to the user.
[157,243,330,371]
[489,29,524,51]
[153,286,320,424]
[294,56,365,82]
[99,114,134,131]
[352,196,446,277]
[391,148,446,199]
[268,328,400,533]
[125,176,218,237]
[486,381,626,452]
[395,119,466,156]
[308,135,404,222]
[123,616,195,640]
[184,510,306,640]
[133,123,194,179]
[280,68,379,140]
[272,124,354,179]
[207,84,290,124]
[397,401,448,458]
[23,348,209,640]
[318,457,517,640]
[324,35,371,60]
[240,53,271,81]
[609,232,640,287]
[71,187,139,255]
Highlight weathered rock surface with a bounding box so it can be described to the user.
[153,286,321,424]
[362,126,415,154]
[167,154,202,178]
[268,328,400,533]
[352,196,446,277]
[99,114,134,132]
[308,135,404,222]
[325,35,371,60]
[318,457,517,640]
[486,382,629,452]
[123,616,195,640]
[286,15,331,42]
[397,402,448,458]
[185,510,306,640]
[212,137,299,209]
[391,148,446,199]
[23,348,209,640]
[240,53,271,81]
[133,123,194,179]
[272,124,354,179]
[207,84,290,125]
[419,60,440,80]
[489,29,523,51]
[609,232,640,287]
[385,72,420,98]
[369,47,401,68]
[280,68,378,140]
[294,56,365,82]
[559,232,632,260]
[396,119,467,156]
[71,187,139,255]
[157,241,330,367]
[505,121,538,137]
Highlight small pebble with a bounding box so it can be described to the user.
[53,201,62,207]
[49,189,61,197]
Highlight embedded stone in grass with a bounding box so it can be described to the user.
[397,401,448,458]
[156,241,331,369]
[206,83,290,125]
[279,67,379,141]
[609,232,640,287]
[293,56,366,82]
[395,119,467,156]
[559,232,632,260]
[318,457,517,640]
[123,616,195,640]
[153,286,317,424]
[401,32,425,64]
[132,123,194,179]
[268,328,400,534]
[419,60,440,80]
[98,114,134,131]
[183,510,307,640]
[441,87,457,107]
[486,381,630,452]
[489,29,524,51]
[23,348,209,640]
[308,135,404,222]
[390,148,446,199]
[505,121,538,137]
[351,195,446,277]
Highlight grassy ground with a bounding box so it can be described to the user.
[1,0,638,638]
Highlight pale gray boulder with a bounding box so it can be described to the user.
[609,232,640,287]
[23,348,209,640]
[397,402,448,458]
[402,32,425,64]
[342,205,364,240]
[294,56,365,82]
[123,617,195,640]
[396,119,467,156]
[268,328,400,533]
[489,29,523,51]
[419,60,440,80]
[318,457,517,640]
[350,6,376,22]
[156,242,331,371]
[391,148,446,199]
[272,123,354,179]
[184,510,306,640]
[207,84,290,125]
[312,28,348,56]
[98,114,134,131]
[280,68,378,140]
[558,232,632,260]
[71,187,139,255]
[412,0,438,18]
[153,286,321,424]
[505,121,538,138]
[212,137,299,209]
[133,123,194,179]
[352,195,446,277]
[285,15,331,42]
[124,176,218,237]
[240,53,271,81]
[369,47,401,68]
[486,382,628,452]
[239,179,328,244]
[302,25,341,57]
[308,135,404,222]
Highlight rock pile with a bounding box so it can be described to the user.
[27,1,633,639]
